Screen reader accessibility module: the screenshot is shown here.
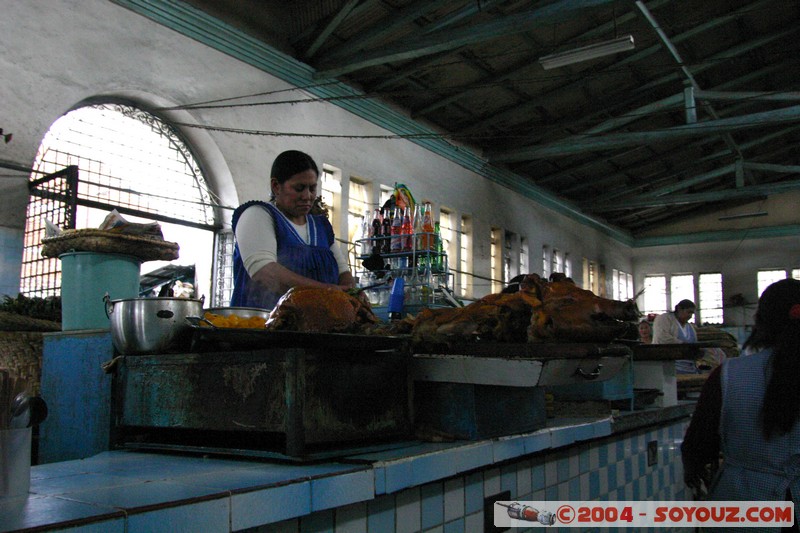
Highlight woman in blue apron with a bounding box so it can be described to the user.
[230,150,354,309]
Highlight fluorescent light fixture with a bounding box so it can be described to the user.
[718,211,768,221]
[539,35,635,70]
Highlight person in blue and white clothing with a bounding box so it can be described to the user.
[682,278,800,532]
[230,150,354,309]
[652,299,697,344]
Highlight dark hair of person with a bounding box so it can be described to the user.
[674,299,696,312]
[742,278,800,439]
[270,150,318,184]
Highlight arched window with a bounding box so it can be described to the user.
[21,103,231,303]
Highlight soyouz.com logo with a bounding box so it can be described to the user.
[494,501,794,528]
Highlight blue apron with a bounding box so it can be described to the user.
[230,201,339,309]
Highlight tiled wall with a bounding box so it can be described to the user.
[249,418,691,533]
[0,226,23,297]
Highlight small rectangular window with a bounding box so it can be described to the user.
[491,227,503,293]
[626,273,634,301]
[643,275,667,315]
[440,209,455,282]
[542,246,549,278]
[552,249,562,276]
[504,230,516,284]
[698,273,723,324]
[758,269,786,297]
[671,274,695,322]
[460,216,472,298]
[520,237,529,276]
[346,178,370,275]
[320,167,341,231]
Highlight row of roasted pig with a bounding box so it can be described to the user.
[264,273,640,345]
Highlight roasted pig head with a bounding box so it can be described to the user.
[411,285,543,347]
[265,286,379,333]
[530,277,640,341]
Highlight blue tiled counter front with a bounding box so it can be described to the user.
[0,406,693,533]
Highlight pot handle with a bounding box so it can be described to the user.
[103,293,113,318]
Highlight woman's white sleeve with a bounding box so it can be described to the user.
[331,240,351,274]
[235,207,278,277]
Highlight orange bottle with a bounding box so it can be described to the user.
[421,202,434,250]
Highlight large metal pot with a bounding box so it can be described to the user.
[105,296,204,355]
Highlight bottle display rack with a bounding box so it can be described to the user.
[356,233,452,314]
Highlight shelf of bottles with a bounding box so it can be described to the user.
[355,202,452,310]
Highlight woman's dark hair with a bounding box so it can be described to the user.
[743,278,800,438]
[270,150,318,184]
[674,299,696,311]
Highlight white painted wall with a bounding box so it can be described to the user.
[0,0,795,317]
[0,0,635,299]
[631,235,800,327]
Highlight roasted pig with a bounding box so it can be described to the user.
[265,286,379,333]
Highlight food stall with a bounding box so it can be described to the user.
[2,218,708,531]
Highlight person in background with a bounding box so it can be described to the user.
[652,299,697,344]
[638,319,653,344]
[682,279,800,531]
[230,150,354,309]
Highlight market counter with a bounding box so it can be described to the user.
[0,404,694,533]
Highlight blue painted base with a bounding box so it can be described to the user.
[413,382,547,440]
[38,330,115,464]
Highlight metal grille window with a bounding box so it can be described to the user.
[490,227,502,293]
[459,215,472,298]
[626,273,634,301]
[758,269,786,297]
[319,168,341,231]
[542,246,549,279]
[564,253,571,279]
[519,237,529,276]
[346,178,369,273]
[21,104,222,300]
[552,249,562,276]
[440,209,456,276]
[698,273,723,324]
[503,230,515,284]
[213,231,236,305]
[671,274,695,322]
[643,275,667,315]
[613,270,633,300]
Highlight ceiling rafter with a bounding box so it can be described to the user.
[461,15,793,144]
[315,0,456,65]
[593,179,800,211]
[303,0,360,60]
[487,103,800,161]
[312,0,618,78]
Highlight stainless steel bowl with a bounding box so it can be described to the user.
[204,306,271,320]
[105,296,204,355]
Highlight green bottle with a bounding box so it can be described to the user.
[433,221,443,273]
